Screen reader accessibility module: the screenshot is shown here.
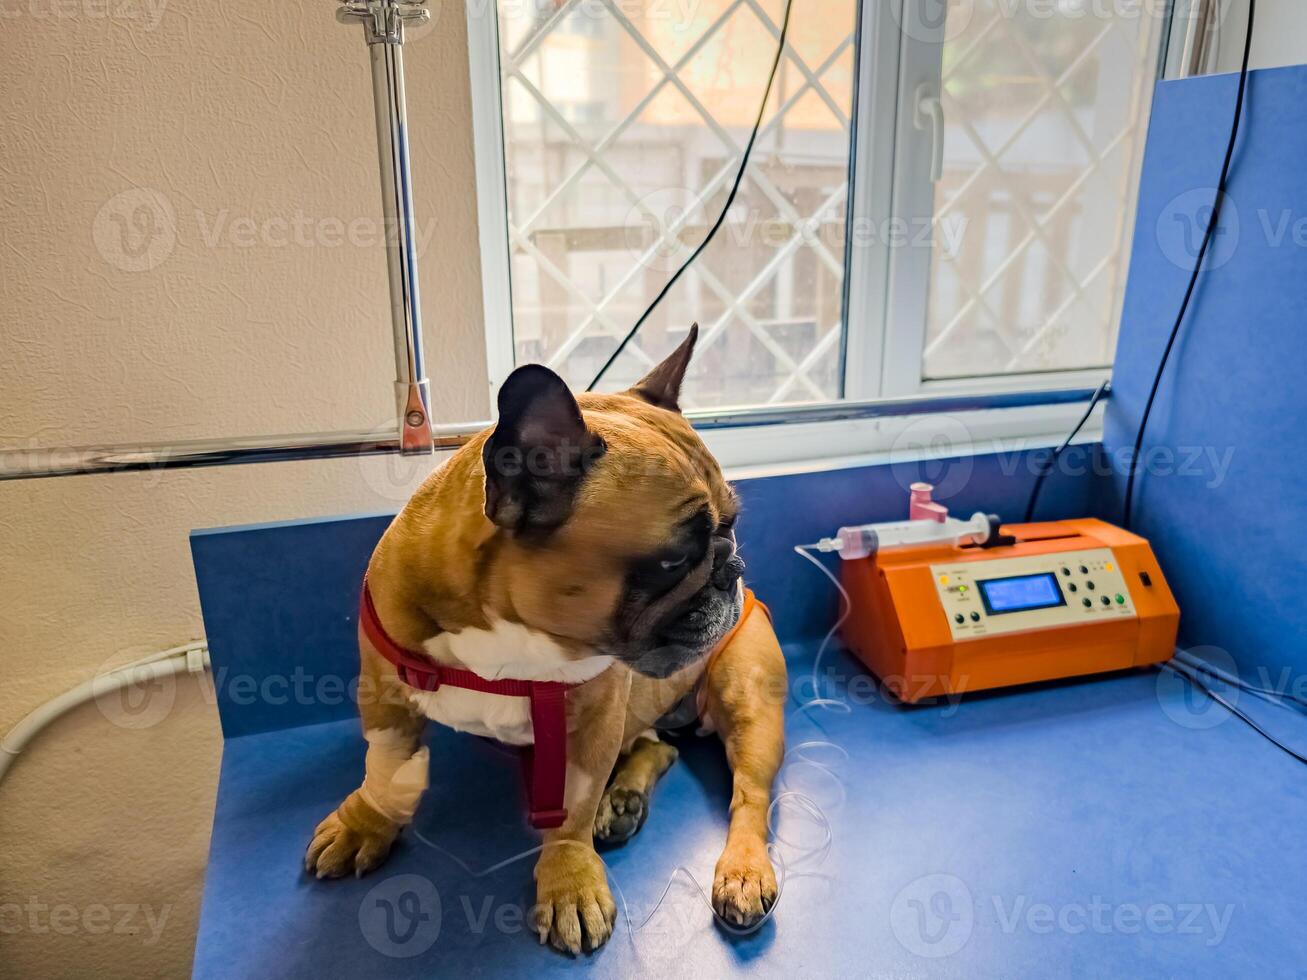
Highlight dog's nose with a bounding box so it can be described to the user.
[711,537,744,591]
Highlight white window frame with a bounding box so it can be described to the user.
[1162,0,1223,79]
[463,0,1169,471]
[876,0,1162,401]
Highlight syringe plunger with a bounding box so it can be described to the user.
[816,512,993,560]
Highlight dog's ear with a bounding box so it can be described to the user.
[483,365,606,533]
[627,324,698,412]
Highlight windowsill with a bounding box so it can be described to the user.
[713,401,1105,480]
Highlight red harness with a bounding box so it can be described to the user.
[359,581,765,831]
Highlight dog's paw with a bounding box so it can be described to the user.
[531,844,617,955]
[712,837,777,928]
[304,807,398,880]
[593,785,648,844]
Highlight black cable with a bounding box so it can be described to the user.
[1023,380,1111,523]
[1122,0,1257,529]
[586,0,796,393]
[1173,649,1307,711]
[1163,661,1307,767]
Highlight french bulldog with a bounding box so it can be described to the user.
[305,327,787,954]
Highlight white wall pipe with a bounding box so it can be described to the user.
[0,642,210,786]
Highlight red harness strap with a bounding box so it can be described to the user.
[359,583,572,830]
[359,583,769,831]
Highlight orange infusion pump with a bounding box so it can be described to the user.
[840,518,1179,703]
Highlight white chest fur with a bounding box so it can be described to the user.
[406,618,613,746]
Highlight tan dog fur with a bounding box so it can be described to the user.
[305,333,787,954]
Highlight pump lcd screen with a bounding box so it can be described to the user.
[978,573,1065,615]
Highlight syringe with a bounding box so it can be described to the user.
[813,512,997,560]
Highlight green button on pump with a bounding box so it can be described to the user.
[1115,594,1126,605]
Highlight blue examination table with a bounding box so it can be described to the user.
[189,66,1307,977]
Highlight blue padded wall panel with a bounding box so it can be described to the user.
[193,449,1091,738]
[191,513,395,738]
[1103,65,1307,677]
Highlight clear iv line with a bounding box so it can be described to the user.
[405,545,857,948]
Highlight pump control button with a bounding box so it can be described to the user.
[955,614,965,624]
[970,612,981,623]
[1101,596,1111,606]
[1061,567,1071,576]
[1082,598,1093,608]
[1086,581,1096,591]
[1115,594,1126,605]
[1068,583,1078,592]
[1079,565,1089,574]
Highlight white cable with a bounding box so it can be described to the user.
[0,641,210,786]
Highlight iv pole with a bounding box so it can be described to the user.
[338,0,435,455]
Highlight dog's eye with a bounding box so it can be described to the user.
[660,554,688,571]
[717,515,737,534]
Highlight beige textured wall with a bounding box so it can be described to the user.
[0,2,487,976]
